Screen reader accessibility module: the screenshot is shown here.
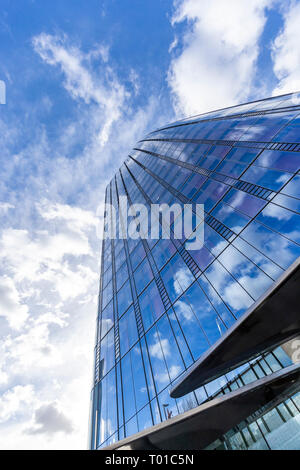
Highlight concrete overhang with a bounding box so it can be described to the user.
[170,257,300,399]
[104,363,300,450]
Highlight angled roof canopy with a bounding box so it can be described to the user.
[105,363,300,451]
[170,257,300,399]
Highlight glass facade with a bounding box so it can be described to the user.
[90,92,300,450]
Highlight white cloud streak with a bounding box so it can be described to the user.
[33,33,127,146]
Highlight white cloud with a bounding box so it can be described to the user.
[37,201,98,233]
[26,402,73,435]
[0,198,99,449]
[32,33,128,147]
[129,69,140,96]
[0,276,29,330]
[0,385,35,423]
[169,36,178,53]
[3,323,62,372]
[168,0,274,116]
[272,1,300,95]
[0,226,92,284]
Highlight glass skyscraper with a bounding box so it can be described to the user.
[90,92,300,450]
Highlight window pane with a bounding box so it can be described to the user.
[139,281,165,331]
[117,280,133,317]
[100,300,114,339]
[134,257,153,294]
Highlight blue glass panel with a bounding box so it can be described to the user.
[205,145,231,160]
[105,433,118,447]
[194,386,208,405]
[205,375,228,396]
[240,112,295,141]
[157,388,178,421]
[150,399,162,425]
[151,239,176,270]
[179,144,205,162]
[121,353,136,422]
[102,279,113,309]
[232,236,284,280]
[103,250,112,272]
[217,245,274,300]
[176,168,193,189]
[272,193,300,213]
[255,150,300,172]
[222,147,261,164]
[116,261,129,291]
[216,160,247,178]
[242,166,291,191]
[256,204,300,244]
[131,345,149,411]
[125,415,138,437]
[100,300,114,339]
[116,363,124,427]
[139,281,165,331]
[97,369,118,445]
[198,275,235,328]
[218,118,258,140]
[100,328,115,377]
[119,306,138,356]
[155,315,185,381]
[137,405,153,431]
[264,353,282,373]
[223,188,266,217]
[241,221,300,270]
[194,179,228,211]
[273,115,300,142]
[140,337,156,400]
[273,347,293,368]
[127,235,140,253]
[172,295,209,361]
[117,280,133,317]
[130,242,146,270]
[167,308,193,368]
[106,370,118,438]
[251,95,291,111]
[205,260,253,317]
[211,201,250,233]
[183,281,225,344]
[161,253,195,303]
[188,241,215,271]
[281,174,300,199]
[181,173,207,199]
[114,238,124,256]
[187,144,211,165]
[176,392,198,415]
[102,265,112,289]
[134,257,153,294]
[146,325,170,393]
[115,247,126,271]
[204,224,229,256]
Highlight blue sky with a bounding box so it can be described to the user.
[0,0,300,449]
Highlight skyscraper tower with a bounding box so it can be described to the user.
[90,92,300,450]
